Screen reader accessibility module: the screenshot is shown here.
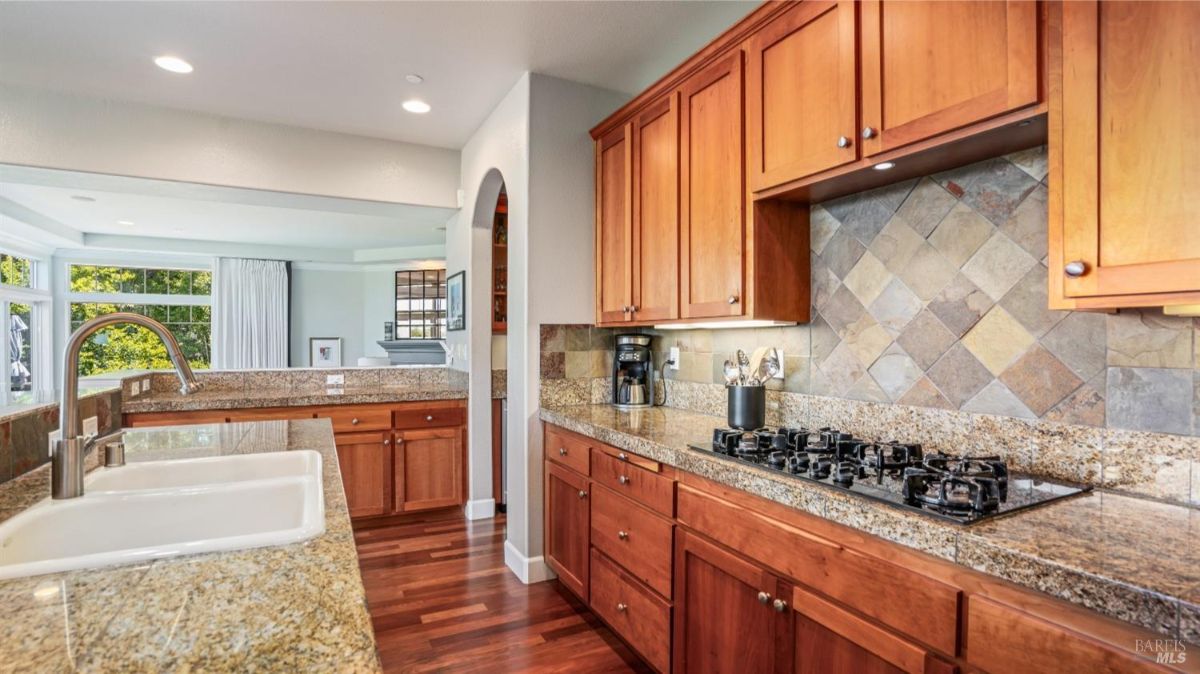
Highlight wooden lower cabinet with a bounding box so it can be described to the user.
[591,549,672,673]
[395,427,463,512]
[545,461,590,599]
[334,430,391,519]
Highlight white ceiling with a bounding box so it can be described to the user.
[0,1,754,149]
[0,165,457,252]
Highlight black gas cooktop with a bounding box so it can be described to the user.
[688,427,1089,525]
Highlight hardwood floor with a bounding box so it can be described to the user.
[355,511,652,673]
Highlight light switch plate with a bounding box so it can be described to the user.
[128,381,140,397]
[668,347,681,370]
[326,373,345,386]
[82,416,99,437]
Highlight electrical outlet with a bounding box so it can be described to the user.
[326,373,345,386]
[128,381,140,397]
[47,429,61,458]
[140,378,150,393]
[82,416,99,437]
[668,347,681,370]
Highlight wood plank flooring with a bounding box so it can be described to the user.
[355,511,652,673]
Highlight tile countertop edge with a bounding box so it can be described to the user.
[0,418,381,672]
[538,404,1200,643]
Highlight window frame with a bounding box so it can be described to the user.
[394,268,447,340]
[0,245,52,407]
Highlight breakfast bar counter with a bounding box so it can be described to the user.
[0,418,380,672]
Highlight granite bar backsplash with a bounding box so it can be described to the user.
[540,146,1200,506]
[0,388,122,487]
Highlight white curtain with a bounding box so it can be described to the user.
[212,257,289,369]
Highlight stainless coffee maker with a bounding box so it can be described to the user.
[612,334,655,410]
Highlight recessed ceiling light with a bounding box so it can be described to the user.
[117,220,135,226]
[71,195,96,202]
[873,161,896,171]
[405,74,424,84]
[154,55,193,74]
[402,99,431,114]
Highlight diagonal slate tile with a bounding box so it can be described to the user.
[819,285,867,338]
[961,231,1037,301]
[821,179,918,246]
[1044,371,1106,427]
[1040,311,1107,381]
[999,183,1049,261]
[809,314,840,362]
[870,215,925,275]
[868,343,923,401]
[897,243,958,302]
[895,177,959,237]
[868,278,923,335]
[818,342,869,396]
[962,379,1036,419]
[1005,145,1049,181]
[841,314,893,369]
[999,264,1067,338]
[928,202,995,267]
[926,343,993,408]
[843,251,892,307]
[810,252,841,312]
[810,204,840,255]
[1106,309,1194,368]
[962,306,1036,376]
[896,309,957,370]
[959,157,1039,226]
[898,376,955,410]
[820,227,867,278]
[999,344,1084,416]
[846,373,891,403]
[928,273,994,338]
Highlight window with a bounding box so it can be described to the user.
[394,269,446,339]
[1,250,50,406]
[67,263,212,376]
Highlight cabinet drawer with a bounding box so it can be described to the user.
[394,406,465,429]
[544,426,591,476]
[591,486,673,599]
[590,549,671,673]
[316,407,391,433]
[592,449,674,517]
[965,596,1166,674]
[677,485,960,655]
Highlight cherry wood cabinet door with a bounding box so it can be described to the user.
[632,93,681,323]
[545,461,590,600]
[679,51,747,320]
[673,529,787,674]
[596,123,634,325]
[791,585,956,674]
[859,0,1038,156]
[1057,0,1200,300]
[746,0,858,191]
[335,430,391,519]
[395,427,463,512]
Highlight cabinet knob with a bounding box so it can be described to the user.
[621,305,630,313]
[861,126,877,139]
[616,602,628,612]
[351,418,360,425]
[559,447,567,456]
[773,598,788,613]
[630,305,638,313]
[425,415,434,422]
[757,591,771,605]
[384,439,390,446]
[837,135,852,148]
[727,294,740,305]
[617,530,629,541]
[1064,260,1088,277]
[618,475,630,485]
[617,452,628,462]
[578,489,587,499]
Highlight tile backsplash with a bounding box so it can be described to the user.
[539,146,1200,505]
[0,389,122,486]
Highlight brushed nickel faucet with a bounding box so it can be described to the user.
[53,312,203,499]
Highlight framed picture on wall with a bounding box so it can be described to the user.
[309,337,343,368]
[446,271,465,331]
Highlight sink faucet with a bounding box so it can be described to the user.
[53,312,203,499]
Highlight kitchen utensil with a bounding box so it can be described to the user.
[736,350,750,384]
[723,359,740,386]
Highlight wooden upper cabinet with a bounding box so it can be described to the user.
[596,123,633,324]
[680,51,747,320]
[545,461,590,600]
[631,93,681,323]
[1053,0,1200,306]
[859,0,1039,156]
[747,0,858,191]
[395,427,463,512]
[673,529,787,673]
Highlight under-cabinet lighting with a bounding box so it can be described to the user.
[873,161,896,171]
[653,320,797,330]
[154,55,193,74]
[1164,304,1200,317]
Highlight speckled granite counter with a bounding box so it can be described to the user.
[123,384,467,413]
[540,404,1200,643]
[0,418,380,672]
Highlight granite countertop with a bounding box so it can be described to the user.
[0,386,118,424]
[122,384,468,413]
[0,418,380,672]
[540,404,1200,643]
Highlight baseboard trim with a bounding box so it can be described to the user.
[504,540,555,584]
[465,498,496,520]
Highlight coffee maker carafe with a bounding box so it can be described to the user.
[612,334,655,409]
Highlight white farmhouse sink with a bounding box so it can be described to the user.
[0,451,324,580]
[86,451,321,493]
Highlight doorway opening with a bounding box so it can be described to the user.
[490,185,508,515]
